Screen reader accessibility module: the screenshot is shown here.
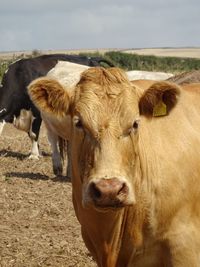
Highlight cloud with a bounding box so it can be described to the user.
[0,0,200,51]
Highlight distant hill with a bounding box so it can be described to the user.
[1,47,200,60]
[123,47,200,59]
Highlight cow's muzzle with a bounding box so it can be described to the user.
[87,177,134,209]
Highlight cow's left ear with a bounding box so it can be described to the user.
[139,81,180,117]
[28,77,70,117]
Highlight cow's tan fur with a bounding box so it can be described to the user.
[29,77,70,116]
[29,67,200,267]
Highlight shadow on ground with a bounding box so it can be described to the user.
[4,171,71,183]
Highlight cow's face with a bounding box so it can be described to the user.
[70,68,180,210]
[71,68,141,209]
[28,67,180,211]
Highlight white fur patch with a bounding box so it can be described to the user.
[0,120,5,135]
[0,108,6,114]
[126,70,173,81]
[47,61,89,88]
[29,140,40,159]
[13,109,34,133]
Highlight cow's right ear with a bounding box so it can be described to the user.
[28,77,70,116]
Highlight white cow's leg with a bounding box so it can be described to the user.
[47,130,63,176]
[28,125,40,159]
[0,120,5,135]
[13,109,41,159]
[28,113,42,159]
[28,139,40,159]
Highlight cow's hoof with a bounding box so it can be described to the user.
[53,166,63,176]
[28,154,40,160]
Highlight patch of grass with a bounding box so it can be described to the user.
[79,51,200,73]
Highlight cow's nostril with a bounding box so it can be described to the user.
[118,182,128,195]
[90,182,102,199]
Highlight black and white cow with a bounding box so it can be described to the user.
[0,54,114,158]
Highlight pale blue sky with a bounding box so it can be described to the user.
[0,0,200,52]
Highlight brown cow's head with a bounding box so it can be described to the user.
[28,68,180,211]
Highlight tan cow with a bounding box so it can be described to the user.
[28,67,200,267]
[44,61,170,176]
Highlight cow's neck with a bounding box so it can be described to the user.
[72,175,147,267]
[137,120,178,239]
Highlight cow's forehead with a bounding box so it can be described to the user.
[75,67,137,99]
[73,68,139,126]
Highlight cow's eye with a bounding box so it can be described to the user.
[74,116,83,129]
[133,120,139,130]
[130,119,140,134]
[76,120,83,128]
[122,120,139,137]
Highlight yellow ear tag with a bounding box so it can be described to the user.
[153,101,167,117]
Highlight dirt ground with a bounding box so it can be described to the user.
[0,123,96,267]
